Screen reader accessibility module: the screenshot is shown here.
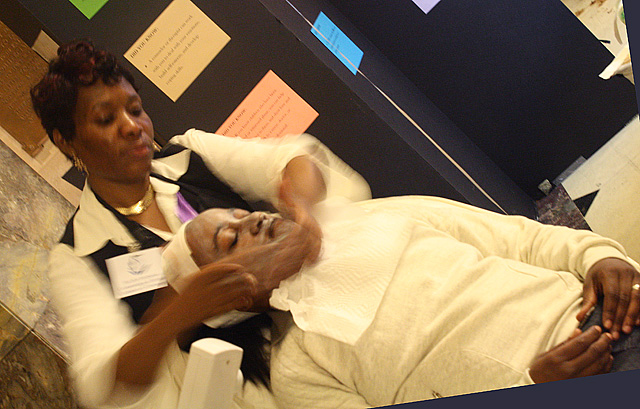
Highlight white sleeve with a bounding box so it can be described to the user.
[270,329,371,409]
[48,244,187,408]
[168,130,307,204]
[168,130,371,206]
[429,197,637,279]
[49,244,135,407]
[362,196,637,280]
[509,369,536,389]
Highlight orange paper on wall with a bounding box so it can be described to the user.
[216,70,318,139]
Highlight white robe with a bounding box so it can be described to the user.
[270,195,638,409]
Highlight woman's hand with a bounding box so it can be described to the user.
[205,162,325,309]
[215,220,321,309]
[278,158,323,263]
[576,258,640,339]
[279,192,322,262]
[169,263,258,330]
[277,156,324,258]
[116,263,257,386]
[529,326,613,383]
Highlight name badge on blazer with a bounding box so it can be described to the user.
[105,247,167,299]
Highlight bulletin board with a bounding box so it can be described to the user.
[13,0,474,205]
[14,0,576,216]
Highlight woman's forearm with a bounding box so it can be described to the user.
[281,156,326,208]
[114,265,257,386]
[115,298,184,386]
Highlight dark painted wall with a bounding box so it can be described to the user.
[10,0,469,202]
[326,0,638,199]
[11,0,555,216]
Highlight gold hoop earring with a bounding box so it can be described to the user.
[71,153,88,174]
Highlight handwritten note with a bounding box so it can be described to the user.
[124,0,230,102]
[216,70,318,139]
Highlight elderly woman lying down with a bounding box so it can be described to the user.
[162,195,640,408]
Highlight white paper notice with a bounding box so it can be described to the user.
[412,0,442,15]
[124,0,230,101]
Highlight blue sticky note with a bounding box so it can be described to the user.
[311,12,363,75]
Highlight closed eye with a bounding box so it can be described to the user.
[230,231,238,250]
[217,227,239,253]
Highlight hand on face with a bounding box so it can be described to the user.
[169,263,258,331]
[185,208,322,308]
[278,169,323,262]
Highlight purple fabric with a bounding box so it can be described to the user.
[176,192,199,223]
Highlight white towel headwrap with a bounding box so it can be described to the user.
[161,222,258,328]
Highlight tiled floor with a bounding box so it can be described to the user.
[0,24,78,400]
[0,136,78,406]
[0,319,79,408]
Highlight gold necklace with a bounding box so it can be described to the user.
[114,184,154,216]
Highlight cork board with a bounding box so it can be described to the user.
[0,20,48,157]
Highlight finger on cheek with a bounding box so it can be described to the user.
[242,273,259,297]
[237,295,253,311]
